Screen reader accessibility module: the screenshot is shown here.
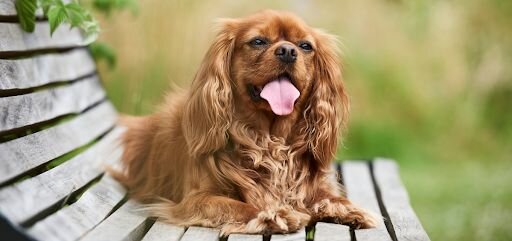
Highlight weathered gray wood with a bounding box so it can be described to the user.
[0,0,15,16]
[314,222,351,241]
[0,75,105,132]
[27,174,126,241]
[228,234,263,241]
[0,22,84,53]
[0,49,95,90]
[0,127,123,224]
[0,101,117,185]
[141,221,185,241]
[80,200,149,241]
[270,229,306,241]
[0,0,71,16]
[180,226,220,241]
[373,159,430,241]
[342,161,392,241]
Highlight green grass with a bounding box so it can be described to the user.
[403,161,512,241]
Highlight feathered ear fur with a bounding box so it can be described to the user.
[304,30,349,167]
[182,20,237,158]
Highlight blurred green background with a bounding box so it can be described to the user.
[94,0,512,240]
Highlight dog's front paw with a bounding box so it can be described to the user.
[272,205,311,232]
[221,206,310,235]
[311,198,377,229]
[342,205,377,229]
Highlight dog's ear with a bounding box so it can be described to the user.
[183,19,238,157]
[304,30,349,166]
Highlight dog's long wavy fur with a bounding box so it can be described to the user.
[111,10,376,234]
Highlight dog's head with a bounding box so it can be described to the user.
[229,11,316,116]
[183,10,348,164]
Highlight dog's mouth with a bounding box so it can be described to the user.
[247,73,300,116]
[247,84,263,101]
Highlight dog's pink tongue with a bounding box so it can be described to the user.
[260,77,300,116]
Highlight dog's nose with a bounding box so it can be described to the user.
[274,44,297,64]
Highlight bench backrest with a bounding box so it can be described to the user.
[0,2,126,240]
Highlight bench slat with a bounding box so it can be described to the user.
[373,159,431,241]
[0,127,123,224]
[342,161,392,241]
[0,49,95,90]
[314,222,350,241]
[0,101,117,185]
[27,174,126,241]
[180,226,219,241]
[141,221,185,241]
[80,200,149,241]
[0,76,105,132]
[228,234,263,241]
[270,228,305,241]
[0,0,15,16]
[0,22,85,53]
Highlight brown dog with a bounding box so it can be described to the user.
[112,10,376,235]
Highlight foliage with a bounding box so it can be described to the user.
[89,42,116,68]
[15,0,136,66]
[92,0,137,16]
[15,0,37,32]
[16,0,99,42]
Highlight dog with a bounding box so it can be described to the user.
[112,10,377,235]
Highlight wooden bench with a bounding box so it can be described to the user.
[0,4,430,241]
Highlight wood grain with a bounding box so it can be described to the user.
[0,22,84,53]
[80,200,150,241]
[0,0,15,16]
[0,101,117,185]
[180,226,220,241]
[141,221,185,241]
[0,127,123,224]
[27,174,126,241]
[0,49,95,90]
[342,161,392,241]
[373,159,431,241]
[0,75,105,132]
[270,229,306,241]
[314,222,351,241]
[228,234,263,241]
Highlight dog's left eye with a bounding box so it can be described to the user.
[299,42,313,51]
[249,38,268,46]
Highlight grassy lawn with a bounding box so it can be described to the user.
[403,161,512,241]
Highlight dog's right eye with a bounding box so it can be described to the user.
[249,38,268,46]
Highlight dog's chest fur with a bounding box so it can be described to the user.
[225,131,312,210]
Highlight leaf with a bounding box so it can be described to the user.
[47,2,68,35]
[65,3,88,27]
[93,0,113,14]
[89,42,116,69]
[81,20,100,44]
[15,0,38,32]
[13,0,128,71]
[40,0,57,16]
